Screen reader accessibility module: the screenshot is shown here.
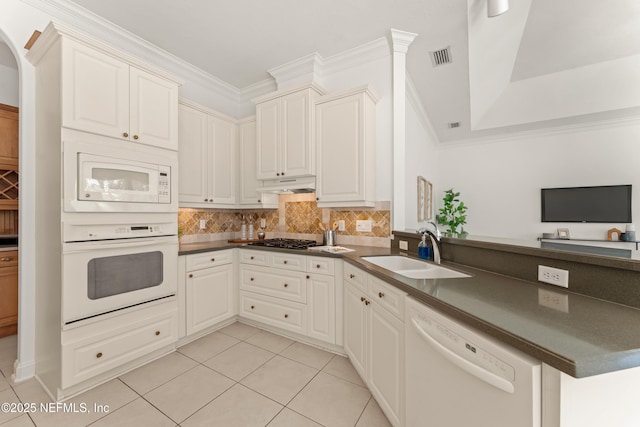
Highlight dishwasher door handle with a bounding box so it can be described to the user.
[411,318,515,394]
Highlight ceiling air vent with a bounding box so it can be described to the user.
[448,122,461,129]
[430,46,452,67]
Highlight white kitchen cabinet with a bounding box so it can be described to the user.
[315,86,378,207]
[238,249,339,345]
[238,117,278,207]
[62,38,179,150]
[343,263,405,427]
[178,100,236,207]
[254,84,324,180]
[184,250,236,336]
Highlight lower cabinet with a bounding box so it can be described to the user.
[0,250,18,338]
[343,263,405,427]
[238,250,337,345]
[183,250,236,336]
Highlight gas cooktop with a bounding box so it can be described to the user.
[247,238,318,250]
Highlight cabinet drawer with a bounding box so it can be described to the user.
[240,265,306,303]
[186,249,233,271]
[240,291,306,335]
[0,251,18,268]
[368,275,406,320]
[62,303,178,388]
[272,253,306,271]
[344,263,367,293]
[238,249,271,266]
[307,257,335,275]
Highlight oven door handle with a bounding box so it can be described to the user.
[63,236,177,252]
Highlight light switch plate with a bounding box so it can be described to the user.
[199,219,206,230]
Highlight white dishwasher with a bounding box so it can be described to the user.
[405,297,541,427]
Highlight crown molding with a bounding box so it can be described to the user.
[406,75,440,144]
[390,29,417,54]
[21,0,241,102]
[268,52,325,89]
[322,36,391,77]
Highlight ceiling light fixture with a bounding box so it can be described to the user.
[487,0,509,17]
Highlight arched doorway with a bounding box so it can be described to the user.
[0,38,19,379]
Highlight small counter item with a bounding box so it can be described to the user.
[418,234,431,260]
[323,230,336,246]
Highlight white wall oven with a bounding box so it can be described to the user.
[62,222,177,325]
[63,139,177,213]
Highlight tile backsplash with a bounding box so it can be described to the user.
[179,194,391,247]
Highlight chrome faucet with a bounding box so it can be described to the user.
[417,222,442,264]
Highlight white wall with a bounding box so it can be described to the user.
[404,91,439,231]
[437,120,640,241]
[0,63,18,107]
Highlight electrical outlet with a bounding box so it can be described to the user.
[399,240,409,250]
[199,219,206,230]
[338,220,346,231]
[356,220,372,232]
[538,289,569,313]
[538,265,569,288]
[260,218,266,228]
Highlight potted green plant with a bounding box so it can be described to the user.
[436,188,468,236]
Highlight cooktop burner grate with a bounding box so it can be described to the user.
[247,238,318,250]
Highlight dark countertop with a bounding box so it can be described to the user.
[179,240,640,378]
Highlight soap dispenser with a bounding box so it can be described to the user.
[418,234,431,260]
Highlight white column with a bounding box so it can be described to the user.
[390,29,417,232]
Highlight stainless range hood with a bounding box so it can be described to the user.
[257,176,316,194]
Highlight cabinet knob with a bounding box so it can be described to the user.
[283,283,288,288]
[251,305,255,309]
[188,274,193,278]
[284,314,289,319]
[283,260,288,264]
[122,132,129,137]
[316,197,319,201]
[281,172,285,176]
[349,274,355,279]
[250,277,254,281]
[133,135,139,140]
[1,257,13,262]
[316,264,321,269]
[258,199,261,203]
[306,275,310,279]
[204,198,209,202]
[155,331,160,336]
[276,173,280,176]
[365,300,370,306]
[378,292,384,298]
[211,258,215,262]
[250,256,254,260]
[96,352,103,359]
[360,296,365,302]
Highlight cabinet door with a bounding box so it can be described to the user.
[368,301,404,427]
[238,119,260,204]
[281,90,313,177]
[0,264,18,333]
[178,104,209,204]
[343,283,367,380]
[130,67,179,150]
[61,39,129,139]
[0,105,19,168]
[208,116,236,204]
[255,98,280,179]
[186,264,235,335]
[306,273,335,344]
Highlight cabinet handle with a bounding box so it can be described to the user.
[349,274,355,279]
[284,314,289,318]
[378,292,384,298]
[1,257,13,262]
[155,331,160,336]
[122,132,129,137]
[284,283,288,288]
[188,274,193,278]
[251,305,255,309]
[96,352,103,359]
[133,135,139,140]
[360,296,365,302]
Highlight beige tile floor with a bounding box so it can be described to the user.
[0,323,392,427]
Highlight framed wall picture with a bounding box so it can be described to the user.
[557,228,570,239]
[417,176,433,222]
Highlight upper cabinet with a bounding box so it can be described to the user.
[61,39,179,150]
[0,104,19,210]
[26,22,181,151]
[178,100,236,207]
[315,86,378,208]
[253,84,325,180]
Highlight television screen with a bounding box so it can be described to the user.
[541,185,632,223]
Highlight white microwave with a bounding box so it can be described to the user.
[63,139,178,213]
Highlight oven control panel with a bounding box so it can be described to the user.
[63,222,177,242]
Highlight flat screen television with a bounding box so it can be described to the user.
[541,185,632,223]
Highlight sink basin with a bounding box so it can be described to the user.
[362,256,471,279]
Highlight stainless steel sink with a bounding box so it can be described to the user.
[362,256,471,279]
